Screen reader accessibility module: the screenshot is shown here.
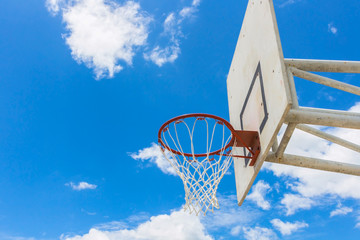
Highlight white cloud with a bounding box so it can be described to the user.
[61,210,213,240]
[270,219,308,235]
[243,226,278,240]
[93,213,150,232]
[278,0,301,8]
[144,45,180,67]
[330,205,353,217]
[129,143,177,176]
[328,22,338,34]
[61,195,261,240]
[163,13,177,34]
[46,0,152,79]
[46,0,65,15]
[179,7,196,19]
[202,195,260,230]
[47,0,202,75]
[230,225,242,236]
[247,180,271,210]
[144,0,201,66]
[356,215,360,229]
[94,221,128,231]
[192,0,201,7]
[65,181,97,191]
[81,208,97,216]
[280,194,315,216]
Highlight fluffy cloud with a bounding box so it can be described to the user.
[243,226,277,240]
[280,194,315,216]
[61,195,260,240]
[330,205,353,217]
[328,22,338,35]
[202,195,260,230]
[230,225,242,236]
[65,181,97,190]
[144,45,180,67]
[93,221,128,231]
[356,216,360,229]
[129,143,177,176]
[47,0,202,77]
[278,0,302,8]
[270,219,308,235]
[46,0,65,15]
[247,180,271,210]
[144,0,201,66]
[180,0,201,19]
[46,0,152,79]
[61,210,213,240]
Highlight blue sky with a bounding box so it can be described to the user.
[1,0,360,239]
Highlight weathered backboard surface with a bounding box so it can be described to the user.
[227,0,292,205]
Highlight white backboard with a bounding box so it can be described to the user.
[227,0,292,205]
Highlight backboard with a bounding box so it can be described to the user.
[227,0,292,205]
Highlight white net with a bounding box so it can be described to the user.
[159,116,235,215]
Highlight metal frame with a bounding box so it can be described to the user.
[265,59,360,175]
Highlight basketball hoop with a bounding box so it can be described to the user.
[158,113,260,215]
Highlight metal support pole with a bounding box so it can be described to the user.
[266,153,360,176]
[285,108,360,129]
[272,138,279,152]
[298,106,359,116]
[275,123,297,158]
[287,67,299,108]
[284,59,360,73]
[291,68,360,96]
[296,124,360,153]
